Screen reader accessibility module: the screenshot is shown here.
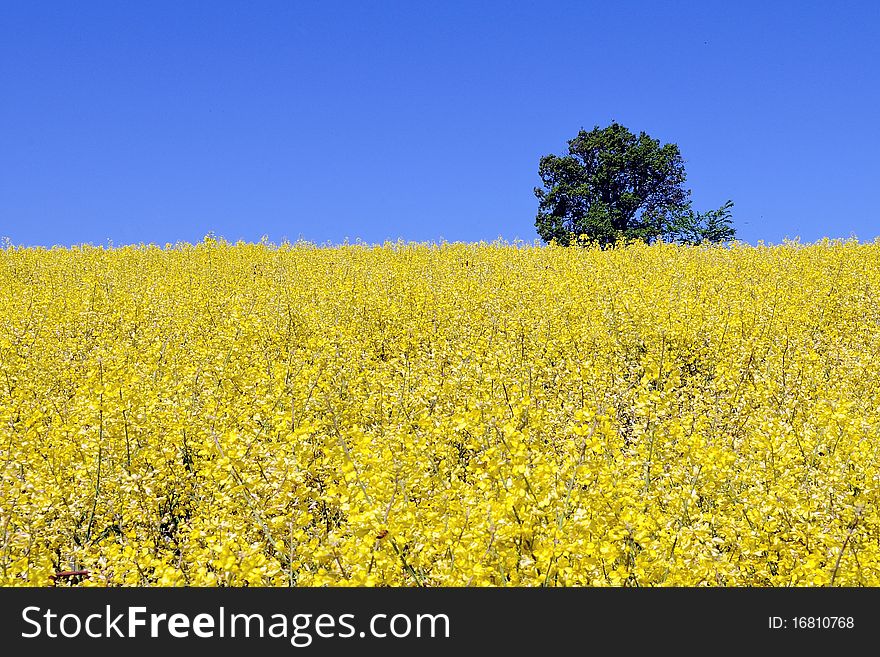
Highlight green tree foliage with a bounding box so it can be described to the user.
[535,122,735,246]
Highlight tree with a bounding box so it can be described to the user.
[534,122,735,246]
[663,200,736,245]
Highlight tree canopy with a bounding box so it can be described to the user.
[534,122,735,246]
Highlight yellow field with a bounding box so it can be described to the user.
[1,238,879,586]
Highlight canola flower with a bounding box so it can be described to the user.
[1,237,879,586]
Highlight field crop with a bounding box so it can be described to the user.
[2,238,880,586]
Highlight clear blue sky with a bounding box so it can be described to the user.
[2,1,878,247]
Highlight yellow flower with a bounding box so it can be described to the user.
[0,238,877,585]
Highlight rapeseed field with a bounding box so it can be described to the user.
[2,238,878,586]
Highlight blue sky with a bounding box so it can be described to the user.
[2,1,878,247]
